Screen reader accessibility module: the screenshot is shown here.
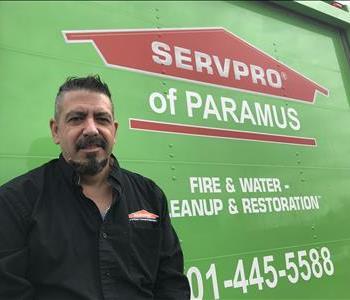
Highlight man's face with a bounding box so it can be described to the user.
[50,90,118,175]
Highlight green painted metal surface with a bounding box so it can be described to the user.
[1,1,350,299]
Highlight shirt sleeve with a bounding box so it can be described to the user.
[153,186,191,300]
[0,185,34,299]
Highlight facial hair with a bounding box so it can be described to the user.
[69,135,109,176]
[69,154,108,176]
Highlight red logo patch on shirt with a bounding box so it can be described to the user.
[128,210,159,222]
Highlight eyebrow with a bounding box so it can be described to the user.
[65,111,87,122]
[64,111,113,122]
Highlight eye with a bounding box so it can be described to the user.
[97,117,111,124]
[68,116,83,123]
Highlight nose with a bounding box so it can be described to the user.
[83,117,99,136]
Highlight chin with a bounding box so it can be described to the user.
[69,154,109,176]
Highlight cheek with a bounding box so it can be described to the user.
[103,128,116,142]
[59,131,80,148]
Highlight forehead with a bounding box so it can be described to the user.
[59,90,113,114]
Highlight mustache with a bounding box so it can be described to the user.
[75,135,107,151]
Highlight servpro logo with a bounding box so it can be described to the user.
[63,28,329,146]
[151,40,283,91]
[128,210,159,223]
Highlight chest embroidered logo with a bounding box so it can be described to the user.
[128,210,159,222]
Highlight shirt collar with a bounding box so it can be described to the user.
[58,154,79,185]
[108,154,123,193]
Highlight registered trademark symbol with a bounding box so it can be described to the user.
[281,72,287,80]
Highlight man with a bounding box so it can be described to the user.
[0,75,190,300]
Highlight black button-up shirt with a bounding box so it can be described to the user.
[0,155,190,300]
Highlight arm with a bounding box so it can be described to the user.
[0,185,34,299]
[153,189,190,300]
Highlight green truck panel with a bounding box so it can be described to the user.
[1,1,350,299]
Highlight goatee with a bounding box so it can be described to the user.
[70,134,109,175]
[70,153,108,176]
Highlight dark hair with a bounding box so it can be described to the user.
[55,75,114,120]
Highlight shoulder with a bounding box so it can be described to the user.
[0,159,57,192]
[0,159,58,212]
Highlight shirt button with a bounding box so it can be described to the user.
[102,232,108,239]
[105,272,111,277]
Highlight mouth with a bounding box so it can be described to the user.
[76,135,107,152]
[80,144,102,152]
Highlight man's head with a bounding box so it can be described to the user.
[50,75,118,176]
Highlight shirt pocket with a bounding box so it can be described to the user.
[129,222,161,284]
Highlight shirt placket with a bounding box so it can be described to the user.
[98,184,130,300]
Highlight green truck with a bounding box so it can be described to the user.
[1,1,350,299]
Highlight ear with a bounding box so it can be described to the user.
[113,121,118,142]
[50,118,60,144]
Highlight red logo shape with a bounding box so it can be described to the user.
[128,210,159,220]
[63,28,328,103]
